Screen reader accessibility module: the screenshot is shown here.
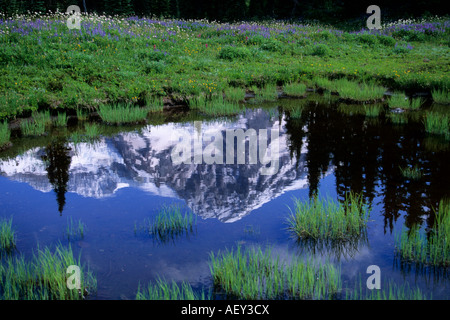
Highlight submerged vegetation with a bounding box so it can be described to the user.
[65,217,86,241]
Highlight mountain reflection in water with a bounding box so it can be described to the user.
[1,105,449,232]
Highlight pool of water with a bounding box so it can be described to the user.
[0,98,449,300]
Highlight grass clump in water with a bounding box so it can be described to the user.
[283,82,307,97]
[192,95,241,116]
[388,94,410,109]
[0,217,16,255]
[333,79,385,102]
[136,278,208,300]
[254,84,279,102]
[53,112,67,127]
[424,112,450,140]
[98,104,148,125]
[20,112,49,136]
[65,217,86,241]
[0,121,11,149]
[209,245,341,300]
[0,243,97,300]
[431,88,450,105]
[399,165,422,180]
[347,279,429,300]
[138,204,197,242]
[286,192,371,243]
[395,199,450,268]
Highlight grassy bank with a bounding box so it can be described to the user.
[0,13,448,122]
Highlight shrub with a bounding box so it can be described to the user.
[218,46,251,61]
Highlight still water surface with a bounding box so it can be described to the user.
[0,99,449,299]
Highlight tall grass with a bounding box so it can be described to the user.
[395,199,449,268]
[388,94,410,109]
[209,245,341,300]
[146,96,164,112]
[424,112,450,140]
[283,82,307,97]
[0,121,11,148]
[98,104,148,125]
[136,278,208,300]
[364,105,382,117]
[0,217,16,255]
[286,192,371,243]
[20,113,48,136]
[192,95,241,116]
[399,165,422,180]
[334,80,385,102]
[431,89,450,105]
[255,84,279,102]
[53,112,67,127]
[137,205,197,242]
[225,87,246,102]
[0,243,97,300]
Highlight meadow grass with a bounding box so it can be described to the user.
[0,14,448,121]
[399,165,423,180]
[53,112,67,127]
[98,104,148,125]
[209,245,341,300]
[431,89,450,105]
[424,112,450,140]
[0,217,16,255]
[0,121,11,148]
[136,278,208,300]
[137,204,197,242]
[224,87,246,102]
[0,243,97,300]
[65,217,86,241]
[84,123,101,140]
[283,82,307,97]
[395,199,449,268]
[286,192,371,243]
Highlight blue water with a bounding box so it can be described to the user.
[0,104,449,300]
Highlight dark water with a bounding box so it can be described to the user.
[0,97,449,300]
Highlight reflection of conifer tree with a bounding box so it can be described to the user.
[41,139,72,215]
